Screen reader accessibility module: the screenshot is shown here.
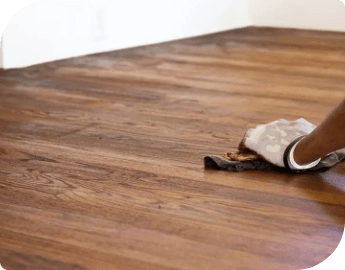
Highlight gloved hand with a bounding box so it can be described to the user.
[204,118,345,173]
[240,118,318,169]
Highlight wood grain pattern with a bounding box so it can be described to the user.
[0,27,345,270]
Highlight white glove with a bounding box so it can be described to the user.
[243,118,318,168]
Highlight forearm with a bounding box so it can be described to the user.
[294,97,345,165]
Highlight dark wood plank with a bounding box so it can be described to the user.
[0,27,345,270]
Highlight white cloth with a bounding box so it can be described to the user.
[243,118,316,168]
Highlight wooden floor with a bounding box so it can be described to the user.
[0,27,345,270]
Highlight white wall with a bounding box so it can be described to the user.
[1,0,345,69]
[1,0,249,69]
[249,0,345,32]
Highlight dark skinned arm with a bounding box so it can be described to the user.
[294,97,345,165]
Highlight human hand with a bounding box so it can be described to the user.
[241,118,316,168]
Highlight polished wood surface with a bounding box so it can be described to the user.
[0,27,345,270]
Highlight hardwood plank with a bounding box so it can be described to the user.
[0,27,345,270]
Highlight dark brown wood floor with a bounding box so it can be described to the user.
[0,27,345,270]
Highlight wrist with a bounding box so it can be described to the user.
[283,136,321,172]
[293,134,320,165]
[289,138,321,170]
[294,132,331,166]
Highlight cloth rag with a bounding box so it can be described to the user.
[204,149,345,173]
[204,118,345,173]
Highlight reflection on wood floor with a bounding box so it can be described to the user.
[0,27,345,270]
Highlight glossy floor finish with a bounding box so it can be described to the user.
[0,27,345,270]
